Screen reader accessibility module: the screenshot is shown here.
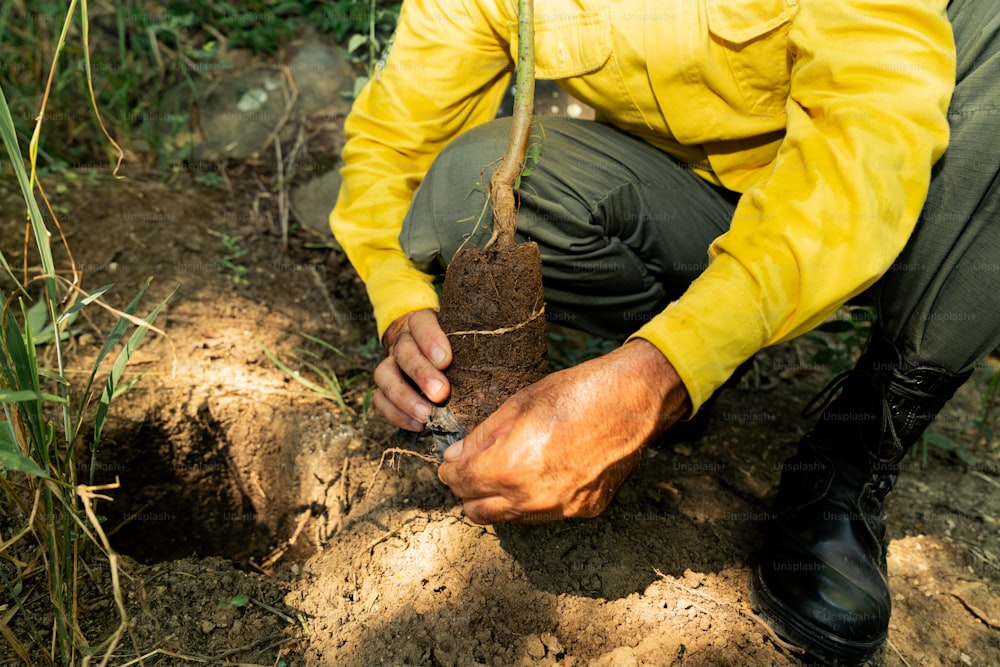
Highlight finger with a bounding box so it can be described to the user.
[372,356,432,424]
[459,495,522,525]
[442,439,464,462]
[372,388,423,431]
[408,309,452,369]
[393,333,450,403]
[438,454,504,500]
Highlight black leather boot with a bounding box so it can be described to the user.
[749,332,972,665]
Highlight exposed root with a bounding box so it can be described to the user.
[445,305,544,338]
[363,447,440,503]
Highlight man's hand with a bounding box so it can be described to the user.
[437,339,690,524]
[373,309,453,431]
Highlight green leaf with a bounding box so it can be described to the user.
[92,289,174,450]
[815,320,856,334]
[26,299,48,338]
[0,79,58,301]
[0,422,49,478]
[57,284,114,324]
[74,279,153,436]
[220,593,250,608]
[811,348,835,366]
[347,33,368,54]
[0,389,44,403]
[922,430,956,451]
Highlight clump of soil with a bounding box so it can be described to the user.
[438,242,548,429]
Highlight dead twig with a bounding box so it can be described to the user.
[260,509,313,572]
[248,598,296,625]
[75,480,128,667]
[971,470,1000,490]
[114,633,289,667]
[886,639,914,667]
[951,591,1000,630]
[254,66,299,159]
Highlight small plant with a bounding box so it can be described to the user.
[805,306,874,373]
[0,5,171,663]
[194,170,226,190]
[220,234,250,287]
[919,354,1000,465]
[343,0,402,98]
[974,358,1000,454]
[220,593,251,609]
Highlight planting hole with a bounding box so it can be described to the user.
[91,411,276,565]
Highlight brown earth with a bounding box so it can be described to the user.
[1,150,999,665]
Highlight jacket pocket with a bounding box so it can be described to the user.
[510,8,612,79]
[705,0,797,116]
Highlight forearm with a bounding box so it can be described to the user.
[632,0,955,412]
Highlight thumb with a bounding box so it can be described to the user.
[444,405,516,462]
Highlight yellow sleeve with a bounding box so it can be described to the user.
[329,0,512,339]
[631,0,956,413]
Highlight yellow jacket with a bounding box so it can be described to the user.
[330,0,956,412]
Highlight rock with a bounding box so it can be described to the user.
[290,168,342,236]
[288,39,354,117]
[197,70,287,159]
[161,35,356,161]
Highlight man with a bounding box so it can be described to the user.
[330,0,1000,663]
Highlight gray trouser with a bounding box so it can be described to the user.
[401,0,1000,377]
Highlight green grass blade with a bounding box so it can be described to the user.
[56,283,114,324]
[3,305,47,458]
[0,421,49,477]
[259,342,333,398]
[0,81,56,295]
[91,289,173,452]
[296,358,349,415]
[300,332,348,359]
[74,278,152,432]
[0,389,66,403]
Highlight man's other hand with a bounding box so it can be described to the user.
[374,309,453,431]
[437,339,690,524]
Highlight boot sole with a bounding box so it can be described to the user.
[749,565,885,666]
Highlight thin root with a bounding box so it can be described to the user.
[445,305,544,338]
[363,447,440,503]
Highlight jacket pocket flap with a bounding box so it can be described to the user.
[705,0,795,45]
[510,9,612,79]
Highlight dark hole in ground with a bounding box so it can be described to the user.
[87,409,275,565]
